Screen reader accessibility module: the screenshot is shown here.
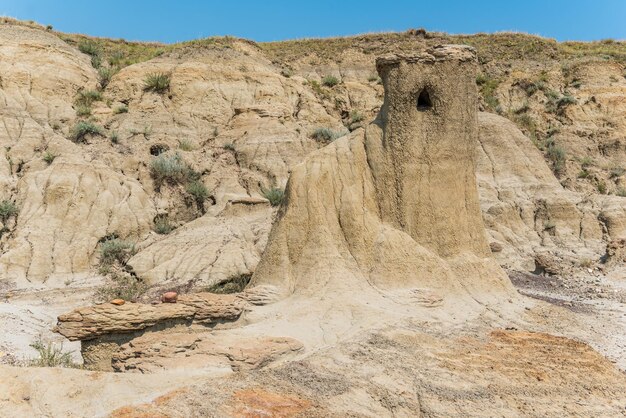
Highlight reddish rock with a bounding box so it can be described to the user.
[161,291,178,303]
[110,299,125,306]
[490,242,503,253]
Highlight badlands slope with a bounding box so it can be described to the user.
[0,18,625,417]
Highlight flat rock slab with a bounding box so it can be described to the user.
[112,332,304,373]
[55,293,246,341]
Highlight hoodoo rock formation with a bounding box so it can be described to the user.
[55,45,519,371]
[251,45,514,306]
[0,21,622,414]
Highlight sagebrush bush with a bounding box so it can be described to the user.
[98,67,116,88]
[150,153,197,188]
[261,186,285,207]
[311,127,345,142]
[113,104,128,114]
[78,40,102,68]
[223,143,235,151]
[75,104,91,117]
[546,144,567,174]
[78,40,100,57]
[321,75,339,87]
[350,110,365,123]
[178,139,194,151]
[186,180,209,207]
[476,74,500,110]
[95,274,148,302]
[76,90,102,106]
[29,338,74,368]
[143,72,170,92]
[69,121,103,143]
[154,216,174,235]
[110,131,119,144]
[43,151,57,165]
[99,238,135,266]
[0,200,18,223]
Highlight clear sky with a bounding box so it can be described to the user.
[2,0,625,43]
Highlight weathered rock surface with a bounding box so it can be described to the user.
[105,329,626,418]
[1,20,625,418]
[112,332,303,373]
[251,47,514,306]
[55,293,246,341]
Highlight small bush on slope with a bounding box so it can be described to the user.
[29,338,74,368]
[69,121,103,143]
[144,72,170,93]
[261,186,285,207]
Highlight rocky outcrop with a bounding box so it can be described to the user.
[0,161,155,285]
[250,46,514,305]
[112,332,303,373]
[55,292,245,341]
[477,112,626,271]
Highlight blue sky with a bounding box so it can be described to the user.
[2,0,625,43]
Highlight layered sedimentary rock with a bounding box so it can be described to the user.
[55,292,246,341]
[251,46,514,303]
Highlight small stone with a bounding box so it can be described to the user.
[489,242,503,253]
[161,291,178,303]
[110,299,125,306]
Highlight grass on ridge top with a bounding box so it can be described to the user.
[2,17,625,68]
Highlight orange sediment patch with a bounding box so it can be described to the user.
[227,388,312,418]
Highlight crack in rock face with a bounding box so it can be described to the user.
[250,45,515,304]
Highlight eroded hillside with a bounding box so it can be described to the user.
[0,18,625,417]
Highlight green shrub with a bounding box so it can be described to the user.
[178,139,194,151]
[78,40,102,68]
[206,273,252,294]
[98,67,116,88]
[99,238,135,266]
[110,131,119,144]
[143,72,170,93]
[321,75,340,87]
[76,90,102,105]
[261,186,285,207]
[29,338,74,368]
[69,121,103,143]
[515,79,538,96]
[557,95,577,107]
[476,74,500,110]
[577,169,590,179]
[580,156,594,168]
[596,180,607,194]
[74,90,102,116]
[113,105,128,114]
[311,127,345,142]
[609,166,625,178]
[75,104,91,117]
[150,153,197,189]
[90,54,102,69]
[43,151,57,165]
[223,143,235,151]
[78,40,100,57]
[186,180,209,207]
[350,110,365,123]
[154,216,174,235]
[0,200,18,223]
[95,274,148,302]
[546,144,566,175]
[546,92,577,113]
